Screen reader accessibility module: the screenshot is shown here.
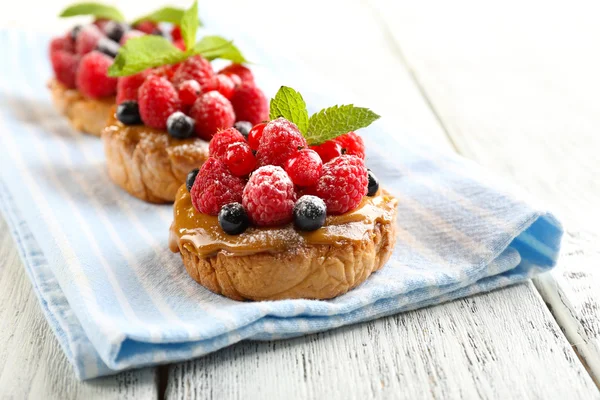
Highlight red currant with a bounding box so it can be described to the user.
[178,80,201,106]
[285,149,323,187]
[225,142,256,176]
[248,122,267,150]
[310,140,342,163]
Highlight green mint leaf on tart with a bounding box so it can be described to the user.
[193,36,247,63]
[306,105,380,145]
[180,0,199,51]
[131,6,195,26]
[59,2,125,22]
[269,86,309,134]
[108,36,185,77]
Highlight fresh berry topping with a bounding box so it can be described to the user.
[177,79,201,106]
[186,168,199,192]
[49,36,74,56]
[151,64,179,81]
[230,84,268,125]
[171,25,182,41]
[336,131,365,159]
[75,25,103,55]
[96,37,120,58]
[120,29,144,45]
[134,20,158,35]
[224,142,256,177]
[76,51,117,98]
[284,149,323,187]
[218,64,254,86]
[313,155,368,214]
[233,121,253,139]
[218,203,249,235]
[310,140,342,163]
[93,18,110,31]
[116,70,148,104]
[138,75,181,129]
[367,169,379,196]
[70,25,83,42]
[189,91,236,140]
[256,118,307,167]
[203,74,235,99]
[173,39,186,51]
[293,195,326,231]
[247,122,266,150]
[191,157,245,216]
[228,74,242,86]
[171,55,214,88]
[242,166,296,226]
[167,111,195,139]
[103,21,129,43]
[50,51,80,88]
[208,127,245,159]
[116,101,142,125]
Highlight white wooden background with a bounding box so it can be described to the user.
[1,0,599,398]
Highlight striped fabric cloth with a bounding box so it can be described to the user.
[0,24,562,379]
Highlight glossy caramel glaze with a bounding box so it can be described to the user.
[169,185,398,257]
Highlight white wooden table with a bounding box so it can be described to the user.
[1,0,599,398]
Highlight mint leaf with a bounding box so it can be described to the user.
[59,2,125,22]
[192,36,247,63]
[108,36,185,77]
[180,0,199,51]
[269,86,309,134]
[131,6,192,25]
[306,105,380,145]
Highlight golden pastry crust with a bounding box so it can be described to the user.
[48,78,114,137]
[177,216,397,301]
[102,111,209,203]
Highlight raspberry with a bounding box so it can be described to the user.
[171,55,214,88]
[51,50,80,88]
[120,29,144,45]
[209,127,245,159]
[313,155,368,214]
[230,84,268,125]
[203,74,235,99]
[225,142,256,176]
[76,51,117,98]
[178,79,201,106]
[256,118,307,167]
[75,25,103,55]
[247,122,266,150]
[49,36,74,56]
[218,64,254,86]
[285,149,323,187]
[191,157,245,216]
[93,18,110,31]
[310,140,342,163]
[116,70,149,104]
[336,131,365,159]
[151,64,179,81]
[173,39,186,51]
[189,91,235,140]
[171,25,182,41]
[138,75,181,129]
[134,20,159,35]
[242,166,296,226]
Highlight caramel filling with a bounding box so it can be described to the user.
[169,185,398,257]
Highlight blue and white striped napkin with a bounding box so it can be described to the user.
[0,20,562,379]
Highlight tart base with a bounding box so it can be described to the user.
[102,112,209,204]
[48,79,114,137]
[177,218,397,301]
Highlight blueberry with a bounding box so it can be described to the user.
[167,112,195,139]
[103,21,129,43]
[96,37,120,58]
[70,25,83,42]
[233,121,253,139]
[218,203,249,235]
[116,101,142,125]
[186,168,199,192]
[367,169,379,196]
[293,195,326,231]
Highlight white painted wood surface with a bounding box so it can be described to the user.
[0,0,599,398]
[372,0,600,384]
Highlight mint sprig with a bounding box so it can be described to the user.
[268,86,380,145]
[132,6,192,26]
[108,1,246,77]
[59,2,125,22]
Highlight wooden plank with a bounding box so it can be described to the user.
[163,0,599,398]
[0,215,160,400]
[371,0,600,386]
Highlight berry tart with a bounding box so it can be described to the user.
[102,1,268,203]
[49,2,186,136]
[169,86,398,301]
